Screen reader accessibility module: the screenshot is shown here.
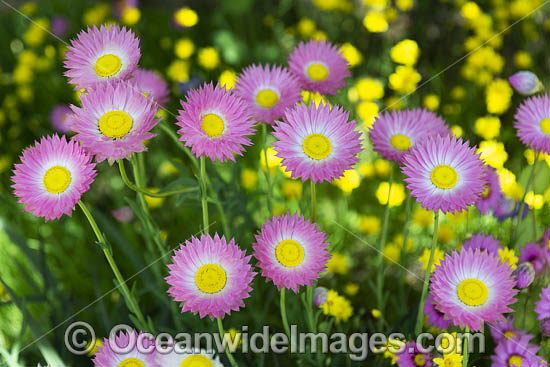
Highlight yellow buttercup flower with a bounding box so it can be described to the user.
[477,140,508,168]
[423,94,440,110]
[497,168,524,200]
[198,47,220,70]
[83,3,110,25]
[174,38,195,59]
[322,290,353,323]
[340,43,363,67]
[376,182,406,207]
[219,70,237,90]
[433,352,463,367]
[359,215,381,235]
[371,308,382,318]
[396,0,414,11]
[174,7,198,27]
[390,39,420,66]
[419,247,444,272]
[356,78,384,100]
[357,101,379,128]
[498,248,518,270]
[344,283,359,296]
[166,60,189,83]
[374,159,392,177]
[461,2,482,21]
[474,116,501,140]
[121,7,141,25]
[282,180,302,200]
[241,168,258,190]
[334,169,361,194]
[313,0,352,11]
[437,224,455,244]
[385,96,403,110]
[297,18,316,37]
[389,66,421,94]
[363,11,388,32]
[145,188,164,209]
[260,147,282,173]
[358,162,375,178]
[486,79,513,115]
[525,191,544,210]
[383,244,401,263]
[412,207,433,228]
[514,50,533,68]
[364,0,388,9]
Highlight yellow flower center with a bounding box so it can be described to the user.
[201,113,225,138]
[256,89,279,108]
[306,63,329,81]
[390,134,411,151]
[504,331,515,339]
[414,354,426,366]
[195,264,227,293]
[508,355,523,367]
[99,110,133,139]
[94,54,122,77]
[118,358,144,367]
[540,118,550,135]
[482,184,490,198]
[431,164,458,189]
[275,239,305,267]
[43,166,71,194]
[457,278,489,306]
[303,133,332,160]
[142,91,149,98]
[181,355,213,367]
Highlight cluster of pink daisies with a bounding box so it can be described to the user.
[10,23,550,366]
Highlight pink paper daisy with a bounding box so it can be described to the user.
[401,134,486,214]
[234,64,302,125]
[70,80,160,164]
[476,166,502,214]
[272,103,362,183]
[535,285,550,321]
[489,318,534,345]
[514,94,550,155]
[93,329,158,367]
[50,104,73,133]
[12,135,96,221]
[64,24,141,90]
[369,108,448,164]
[288,39,350,95]
[396,342,432,367]
[424,293,451,330]
[166,233,256,319]
[430,248,518,331]
[461,233,502,256]
[129,68,170,106]
[176,82,255,162]
[490,336,542,367]
[252,212,330,293]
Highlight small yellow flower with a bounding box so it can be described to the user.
[358,162,375,178]
[174,38,195,59]
[514,50,533,68]
[282,180,302,200]
[357,101,379,128]
[433,352,463,367]
[525,191,544,210]
[174,7,198,27]
[396,0,414,11]
[359,215,381,235]
[389,66,421,94]
[121,7,141,25]
[461,2,482,21]
[383,244,401,263]
[437,224,455,244]
[451,125,463,138]
[327,252,349,274]
[423,94,439,111]
[385,96,403,110]
[498,247,518,270]
[363,11,389,32]
[219,69,237,90]
[486,79,513,115]
[390,39,420,66]
[356,78,384,100]
[340,43,363,67]
[145,188,164,209]
[474,116,501,140]
[159,161,179,177]
[166,60,189,83]
[86,339,102,357]
[371,309,382,318]
[333,169,361,194]
[260,147,282,173]
[297,17,316,37]
[477,140,508,169]
[451,86,466,100]
[241,168,258,190]
[83,3,110,25]
[197,47,220,70]
[497,167,523,200]
[322,290,353,323]
[374,159,392,177]
[376,182,406,207]
[419,247,444,272]
[413,207,433,227]
[344,283,359,296]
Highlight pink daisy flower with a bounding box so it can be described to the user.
[489,318,534,344]
[93,329,158,367]
[176,82,255,163]
[476,166,502,214]
[424,294,451,330]
[490,336,542,367]
[461,233,502,256]
[70,80,160,164]
[129,68,170,106]
[288,39,350,95]
[430,248,518,331]
[535,285,550,321]
[396,342,432,367]
[514,94,550,155]
[64,24,141,90]
[12,135,96,221]
[166,233,256,319]
[401,134,486,214]
[234,64,302,125]
[272,103,362,183]
[369,108,448,164]
[252,212,330,293]
[50,104,73,133]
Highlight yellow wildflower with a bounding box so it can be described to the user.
[451,125,463,138]
[419,247,444,272]
[474,116,501,140]
[371,309,382,318]
[498,247,518,270]
[433,353,463,367]
[340,43,363,67]
[197,47,220,70]
[144,188,164,209]
[383,244,401,263]
[437,224,455,244]
[396,0,414,11]
[334,169,361,194]
[297,18,316,38]
[390,39,420,66]
[327,252,348,274]
[359,215,381,235]
[282,180,302,200]
[174,38,195,59]
[219,70,237,90]
[389,66,421,94]
[376,182,406,207]
[356,78,384,100]
[260,147,282,173]
[363,11,388,32]
[166,60,189,83]
[241,169,258,190]
[174,7,198,27]
[486,79,513,115]
[359,162,376,178]
[477,140,508,169]
[357,101,379,128]
[514,50,533,68]
[121,7,141,25]
[322,290,353,323]
[525,191,544,210]
[344,283,359,296]
[423,94,440,110]
[413,207,433,227]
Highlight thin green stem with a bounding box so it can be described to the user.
[462,326,470,367]
[78,200,150,332]
[415,210,440,335]
[398,195,413,312]
[310,180,316,222]
[280,288,291,338]
[200,157,209,234]
[217,317,238,367]
[159,121,199,170]
[512,154,540,246]
[262,124,273,215]
[118,159,198,197]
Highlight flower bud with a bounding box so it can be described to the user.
[314,286,328,307]
[514,262,535,289]
[509,71,544,96]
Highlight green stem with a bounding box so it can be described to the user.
[280,288,291,338]
[262,124,273,215]
[217,317,238,367]
[200,157,209,234]
[310,180,316,222]
[415,210,440,335]
[159,121,198,170]
[78,200,150,332]
[398,195,413,311]
[512,154,540,246]
[118,159,198,197]
[462,326,470,367]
